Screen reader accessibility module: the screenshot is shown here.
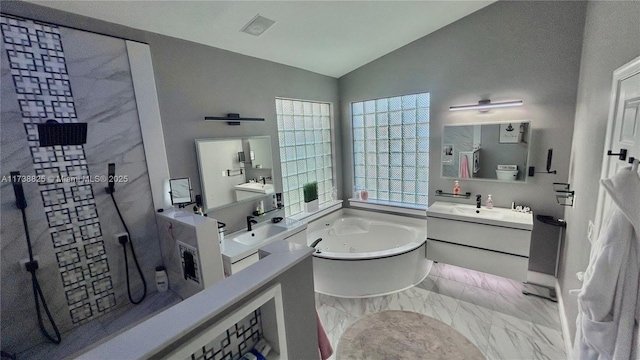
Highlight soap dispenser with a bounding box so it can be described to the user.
[453,181,461,195]
[486,194,494,209]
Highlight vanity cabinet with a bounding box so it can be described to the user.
[426,202,533,282]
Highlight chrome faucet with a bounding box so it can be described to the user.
[259,176,266,185]
[476,194,482,210]
[247,216,258,231]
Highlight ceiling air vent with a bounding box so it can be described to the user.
[240,14,275,37]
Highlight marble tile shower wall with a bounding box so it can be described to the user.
[0,15,162,353]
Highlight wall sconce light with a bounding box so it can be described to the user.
[449,99,523,112]
[205,113,265,126]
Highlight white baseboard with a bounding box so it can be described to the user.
[527,271,556,288]
[556,279,573,358]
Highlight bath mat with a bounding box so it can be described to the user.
[336,310,484,360]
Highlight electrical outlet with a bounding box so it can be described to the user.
[20,256,40,270]
[587,220,594,243]
[115,232,129,244]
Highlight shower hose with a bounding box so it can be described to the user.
[18,207,61,344]
[109,192,147,304]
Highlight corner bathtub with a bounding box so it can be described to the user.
[306,209,431,298]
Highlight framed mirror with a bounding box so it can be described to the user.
[196,136,276,212]
[441,121,531,182]
[169,177,193,207]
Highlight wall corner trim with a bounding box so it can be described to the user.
[556,279,574,357]
[126,41,172,210]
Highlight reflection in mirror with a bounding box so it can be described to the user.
[196,136,276,212]
[169,178,193,207]
[441,121,531,182]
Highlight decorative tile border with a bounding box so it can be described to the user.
[1,14,115,324]
[191,309,262,360]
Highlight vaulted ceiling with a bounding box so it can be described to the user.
[25,1,494,78]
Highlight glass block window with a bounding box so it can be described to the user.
[352,93,430,206]
[276,98,334,216]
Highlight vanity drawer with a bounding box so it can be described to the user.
[427,217,531,256]
[426,239,528,282]
[223,252,260,276]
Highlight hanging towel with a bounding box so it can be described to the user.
[316,310,333,360]
[459,155,470,178]
[573,166,640,360]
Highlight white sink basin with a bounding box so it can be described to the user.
[426,201,533,230]
[234,182,274,194]
[232,223,289,246]
[452,205,505,219]
[221,217,306,265]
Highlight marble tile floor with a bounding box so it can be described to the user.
[16,290,182,360]
[317,263,566,360]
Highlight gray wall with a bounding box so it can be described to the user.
[561,0,640,340]
[338,1,586,275]
[148,33,339,231]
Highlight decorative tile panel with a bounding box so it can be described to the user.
[1,14,115,324]
[190,310,263,360]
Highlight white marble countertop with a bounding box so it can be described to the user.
[426,201,533,230]
[158,208,215,227]
[220,217,306,263]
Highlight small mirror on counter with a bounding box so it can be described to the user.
[441,121,531,182]
[169,177,193,207]
[196,136,276,212]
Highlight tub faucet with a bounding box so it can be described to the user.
[247,216,257,231]
[476,194,482,209]
[310,238,323,248]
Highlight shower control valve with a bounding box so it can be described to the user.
[115,232,129,245]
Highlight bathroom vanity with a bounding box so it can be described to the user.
[221,218,306,276]
[426,201,533,281]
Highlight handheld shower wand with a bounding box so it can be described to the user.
[105,163,147,304]
[107,163,115,194]
[11,171,61,344]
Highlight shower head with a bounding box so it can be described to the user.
[37,120,87,147]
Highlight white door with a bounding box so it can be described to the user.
[594,55,640,236]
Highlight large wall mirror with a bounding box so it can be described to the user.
[441,121,531,182]
[196,136,276,212]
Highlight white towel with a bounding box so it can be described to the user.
[574,167,640,360]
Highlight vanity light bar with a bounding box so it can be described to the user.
[205,113,265,125]
[449,100,523,112]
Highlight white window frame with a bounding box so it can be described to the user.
[275,97,336,217]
